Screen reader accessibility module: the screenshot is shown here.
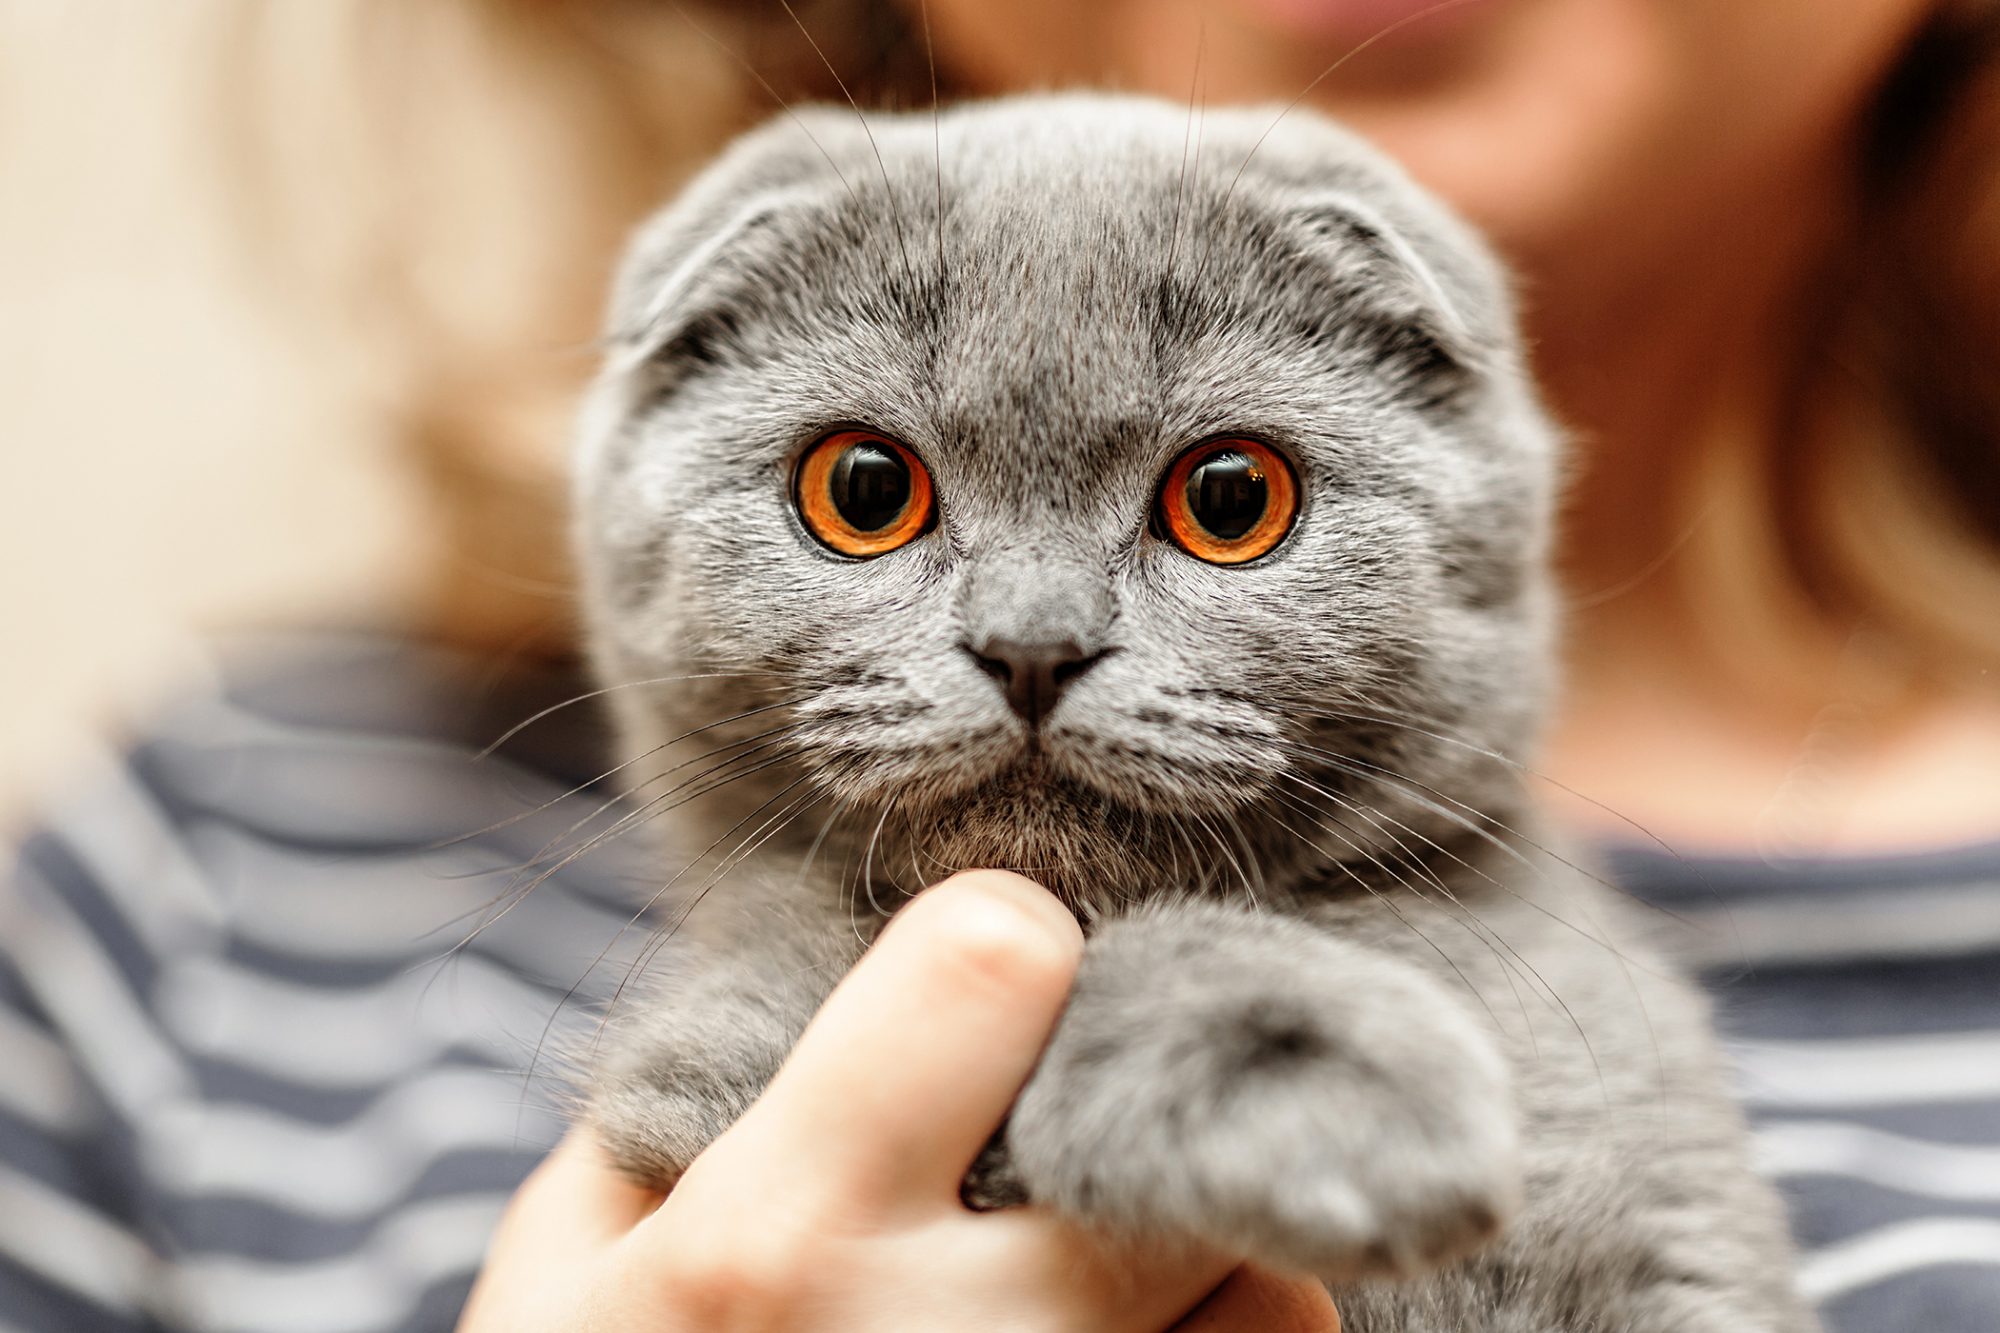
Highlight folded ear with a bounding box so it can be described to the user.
[1301,194,1479,336]
[602,189,811,380]
[1286,192,1503,411]
[600,108,863,383]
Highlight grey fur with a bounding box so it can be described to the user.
[571,94,1814,1329]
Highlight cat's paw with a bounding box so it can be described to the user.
[584,908,849,1189]
[1146,1003,1520,1279]
[1003,912,1522,1280]
[589,1027,776,1189]
[587,970,811,1188]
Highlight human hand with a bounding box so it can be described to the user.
[458,869,1337,1331]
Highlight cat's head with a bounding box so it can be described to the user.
[574,94,1561,911]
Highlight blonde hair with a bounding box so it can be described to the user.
[150,2,2000,683]
[210,1,749,648]
[1800,13,2000,677]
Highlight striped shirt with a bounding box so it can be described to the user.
[2,633,1996,1332]
[1607,840,2000,1331]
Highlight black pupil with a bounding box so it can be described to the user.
[828,442,912,532]
[1185,450,1268,540]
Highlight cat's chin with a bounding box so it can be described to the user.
[910,748,1246,826]
[793,732,1296,907]
[874,753,1270,909]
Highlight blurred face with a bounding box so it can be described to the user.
[912,0,1938,285]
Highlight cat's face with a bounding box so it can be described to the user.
[575,95,1560,908]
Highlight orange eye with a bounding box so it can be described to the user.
[1156,439,1299,565]
[794,430,935,557]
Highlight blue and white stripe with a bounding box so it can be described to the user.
[1,637,655,1333]
[1611,841,2000,1330]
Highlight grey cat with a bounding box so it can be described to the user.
[570,93,1814,1329]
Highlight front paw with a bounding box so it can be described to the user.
[587,953,822,1189]
[584,902,852,1189]
[589,1018,780,1189]
[1003,910,1522,1281]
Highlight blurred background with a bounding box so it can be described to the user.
[3,9,412,816]
[0,4,753,821]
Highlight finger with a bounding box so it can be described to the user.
[956,1207,1243,1333]
[1170,1264,1342,1332]
[703,870,1082,1208]
[491,1132,661,1264]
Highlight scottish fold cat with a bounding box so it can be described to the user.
[569,93,1813,1329]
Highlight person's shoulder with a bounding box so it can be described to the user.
[1605,836,2000,1331]
[1,629,652,989]
[1601,834,2000,973]
[0,630,654,1333]
[124,631,613,848]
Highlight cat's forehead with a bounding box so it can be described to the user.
[785,199,1300,497]
[817,99,1272,272]
[740,105,1367,436]
[810,108,1202,305]
[728,96,1398,287]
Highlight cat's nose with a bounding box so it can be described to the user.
[966,637,1106,728]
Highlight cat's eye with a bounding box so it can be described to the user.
[794,429,936,557]
[1155,439,1299,565]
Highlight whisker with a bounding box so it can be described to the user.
[899,802,930,899]
[567,741,802,870]
[775,0,917,288]
[421,736,784,961]
[1567,505,1712,610]
[795,801,847,897]
[1163,21,1206,294]
[917,0,946,284]
[618,783,828,1013]
[1269,786,1509,1010]
[1272,782,1610,1096]
[431,697,801,855]
[1277,772,1526,954]
[444,722,809,943]
[1263,793,1504,1033]
[476,671,785,761]
[664,1,862,205]
[1286,742,1660,1095]
[1206,0,1483,253]
[1194,809,1259,911]
[537,773,816,1092]
[1291,717,1696,940]
[858,801,895,919]
[1275,771,1555,1056]
[1294,738,1674,980]
[1224,806,1271,910]
[1282,740,1608,936]
[1312,689,1698,891]
[446,734,808,962]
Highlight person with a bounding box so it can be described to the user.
[1,1,1995,1330]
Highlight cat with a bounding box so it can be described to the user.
[569,93,1815,1329]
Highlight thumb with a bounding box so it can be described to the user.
[492,1132,661,1263]
[1171,1264,1341,1332]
